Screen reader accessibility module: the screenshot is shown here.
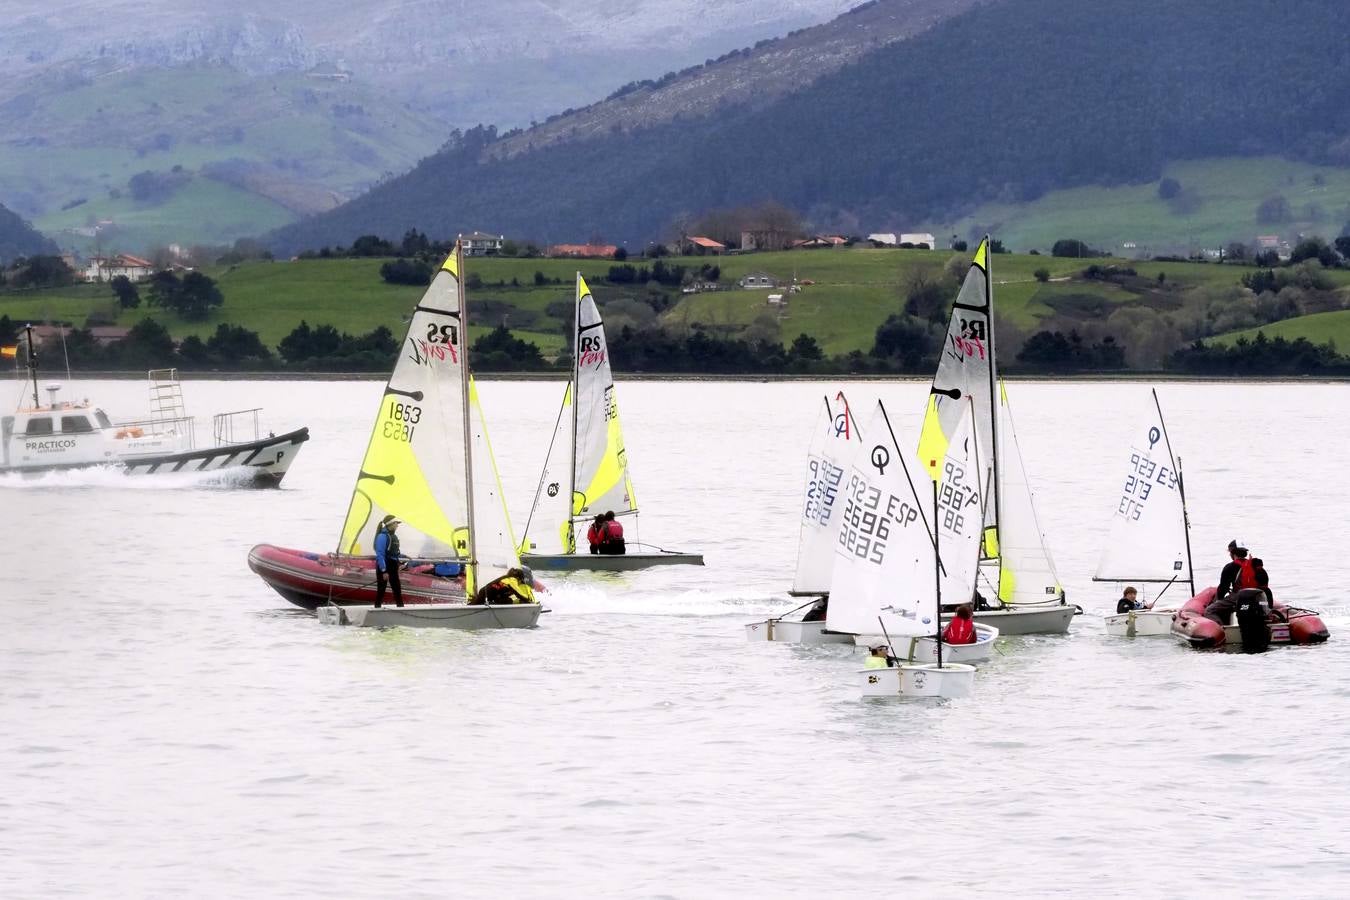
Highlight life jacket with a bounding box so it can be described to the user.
[605,519,625,541]
[943,617,977,645]
[586,523,602,547]
[1234,557,1258,591]
[480,575,533,605]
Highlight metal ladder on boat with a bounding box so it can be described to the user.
[147,368,194,448]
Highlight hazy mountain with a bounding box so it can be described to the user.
[265,0,1350,255]
[0,204,59,265]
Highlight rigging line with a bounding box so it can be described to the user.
[1154,388,1196,597]
[519,386,570,544]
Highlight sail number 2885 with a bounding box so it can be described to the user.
[383,402,422,442]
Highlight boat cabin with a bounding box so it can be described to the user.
[2,385,186,472]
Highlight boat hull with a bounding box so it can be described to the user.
[248,544,467,609]
[1171,586,1330,649]
[521,551,704,571]
[970,603,1077,635]
[1104,609,1176,638]
[4,427,309,487]
[860,663,976,698]
[906,623,1000,663]
[317,603,541,630]
[743,619,853,644]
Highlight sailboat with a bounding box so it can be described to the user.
[825,399,980,698]
[744,390,860,644]
[1096,390,1195,637]
[917,237,1076,634]
[518,273,703,571]
[248,244,542,629]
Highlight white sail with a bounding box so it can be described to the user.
[994,383,1063,606]
[934,404,985,609]
[339,253,469,560]
[467,377,523,594]
[791,391,862,595]
[572,275,636,520]
[1093,392,1189,586]
[520,383,576,555]
[918,238,997,543]
[825,401,936,638]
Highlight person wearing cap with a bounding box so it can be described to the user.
[373,515,404,608]
[1205,540,1256,625]
[864,644,893,669]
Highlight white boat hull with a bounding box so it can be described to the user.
[521,551,703,571]
[316,603,542,629]
[744,619,853,644]
[909,623,999,663]
[860,662,976,698]
[970,603,1077,635]
[1104,609,1176,637]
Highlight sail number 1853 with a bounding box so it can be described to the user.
[383,402,422,442]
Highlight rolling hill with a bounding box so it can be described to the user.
[266,0,1350,256]
[0,203,59,264]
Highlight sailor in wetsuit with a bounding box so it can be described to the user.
[1116,586,1146,614]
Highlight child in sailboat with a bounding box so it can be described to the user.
[470,568,536,605]
[864,645,894,669]
[586,515,605,554]
[941,604,979,645]
[1116,586,1146,614]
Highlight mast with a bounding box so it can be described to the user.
[982,236,1003,592]
[1154,388,1196,597]
[25,324,39,409]
[458,241,478,591]
[933,478,944,669]
[568,271,582,550]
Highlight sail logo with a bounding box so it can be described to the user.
[950,318,987,361]
[411,322,459,366]
[578,335,607,368]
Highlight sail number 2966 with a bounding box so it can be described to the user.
[383,402,422,442]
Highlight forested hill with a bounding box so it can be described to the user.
[0,204,58,264]
[267,0,1350,255]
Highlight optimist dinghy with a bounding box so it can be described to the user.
[1095,390,1194,637]
[745,390,860,645]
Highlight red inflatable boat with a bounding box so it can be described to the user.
[1171,586,1330,649]
[248,544,468,610]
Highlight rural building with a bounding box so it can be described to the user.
[458,232,505,256]
[900,232,936,248]
[792,235,847,249]
[738,272,778,289]
[766,293,785,306]
[31,324,132,346]
[82,254,154,283]
[549,243,619,258]
[684,235,726,255]
[867,233,898,246]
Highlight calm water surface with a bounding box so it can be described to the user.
[2,378,1348,898]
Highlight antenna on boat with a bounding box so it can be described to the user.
[60,323,72,381]
[24,324,39,410]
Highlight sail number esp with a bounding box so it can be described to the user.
[383,401,422,442]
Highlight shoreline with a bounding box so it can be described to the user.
[3,370,1348,384]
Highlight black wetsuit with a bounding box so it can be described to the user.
[802,600,828,622]
[374,529,403,608]
[1116,597,1144,614]
[1206,560,1247,625]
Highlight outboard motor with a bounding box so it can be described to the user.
[1235,588,1271,652]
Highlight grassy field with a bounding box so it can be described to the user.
[927,157,1350,254]
[1213,309,1350,349]
[5,247,1350,361]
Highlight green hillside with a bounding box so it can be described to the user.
[0,64,444,254]
[1214,309,1350,349]
[7,247,1349,367]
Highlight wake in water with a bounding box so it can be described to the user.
[0,464,263,491]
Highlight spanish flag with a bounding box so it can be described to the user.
[0,345,17,359]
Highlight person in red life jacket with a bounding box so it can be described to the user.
[598,510,626,555]
[1205,540,1257,625]
[942,603,978,645]
[585,514,605,555]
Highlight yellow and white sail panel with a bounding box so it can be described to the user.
[825,400,935,638]
[917,238,996,541]
[520,383,576,555]
[467,377,527,597]
[572,275,636,519]
[791,391,862,595]
[338,253,469,559]
[1093,393,1188,584]
[994,384,1063,605]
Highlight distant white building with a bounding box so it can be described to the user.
[867,232,897,246]
[83,254,154,283]
[900,233,936,248]
[459,232,505,256]
[738,271,778,289]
